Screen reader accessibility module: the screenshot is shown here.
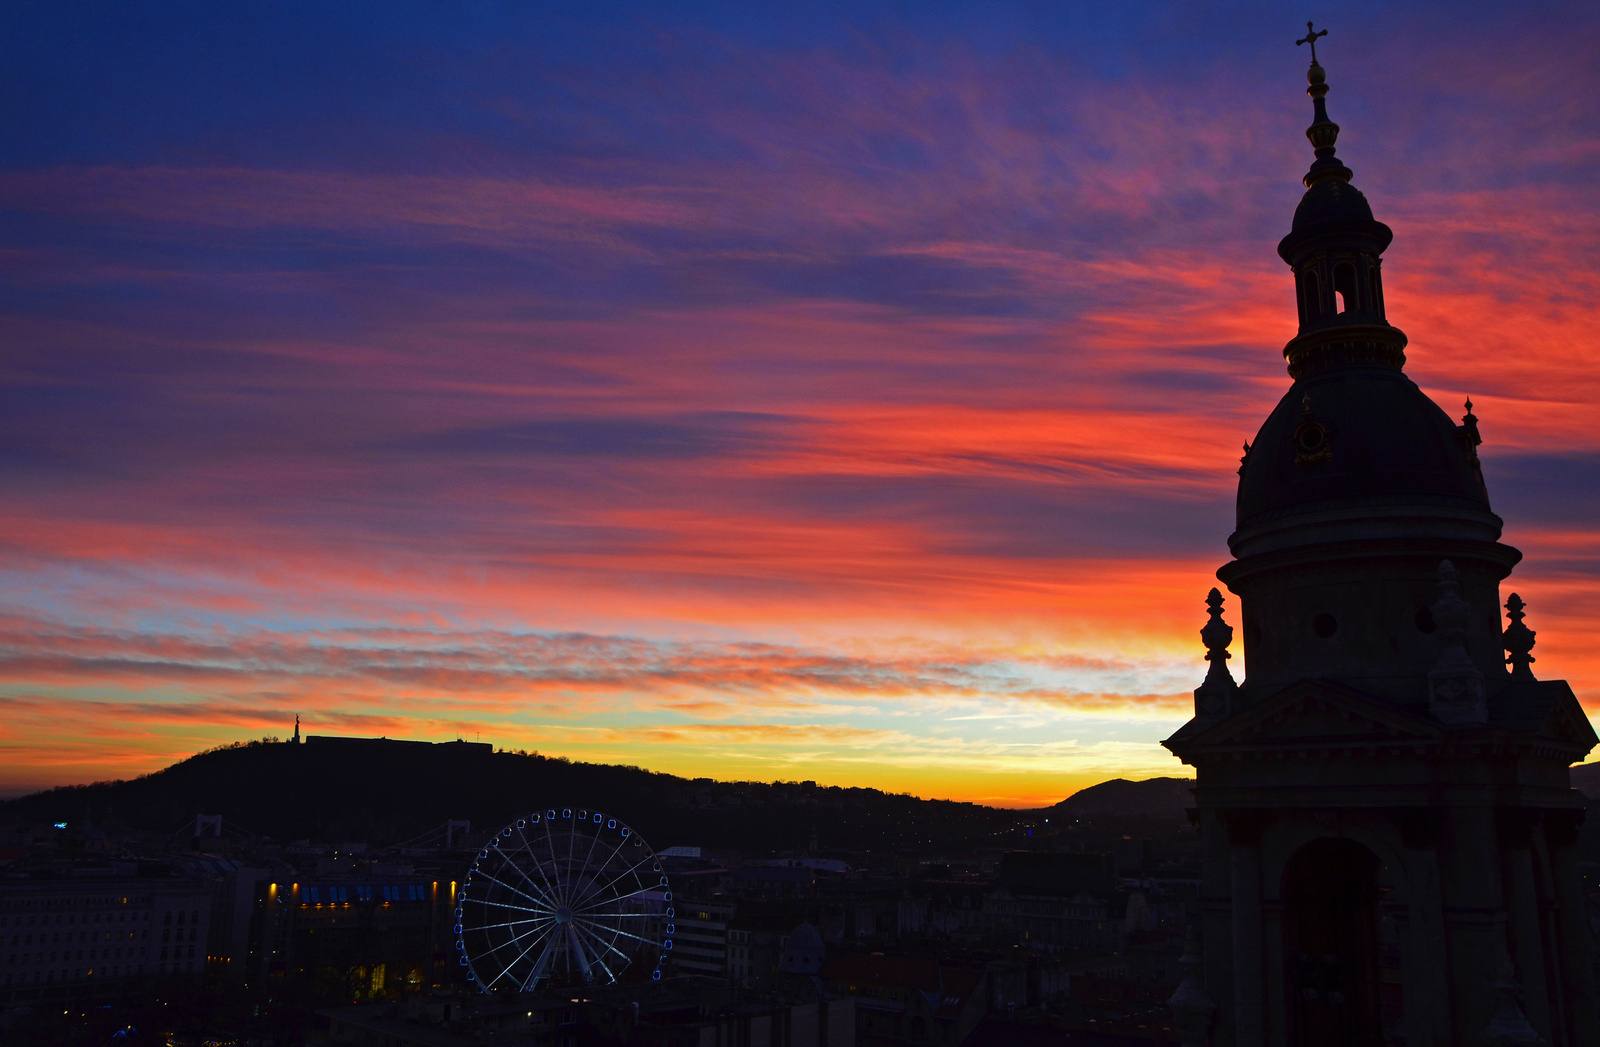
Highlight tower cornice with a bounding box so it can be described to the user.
[1282,323,1407,378]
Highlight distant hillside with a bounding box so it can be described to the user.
[0,737,1027,854]
[1054,777,1194,822]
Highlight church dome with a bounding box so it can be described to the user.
[1233,368,1494,548]
[1227,52,1511,565]
[1284,179,1389,244]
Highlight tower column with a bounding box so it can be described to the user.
[1548,812,1599,1045]
[1399,813,1454,1047]
[1200,809,1237,1046]
[1227,813,1266,1047]
[1499,811,1554,1041]
[1441,806,1506,1037]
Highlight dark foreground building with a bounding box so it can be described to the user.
[1163,41,1598,1047]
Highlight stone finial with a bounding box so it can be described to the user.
[1201,588,1232,667]
[1504,593,1537,680]
[1428,560,1487,724]
[1167,924,1215,1047]
[1481,952,1549,1046]
[1459,398,1486,486]
[1460,398,1483,461]
[1193,588,1238,719]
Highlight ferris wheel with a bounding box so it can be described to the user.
[456,807,674,993]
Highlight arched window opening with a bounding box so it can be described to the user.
[1334,263,1358,313]
[1302,270,1321,319]
[1282,838,1385,1046]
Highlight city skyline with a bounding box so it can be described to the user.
[3,2,1598,806]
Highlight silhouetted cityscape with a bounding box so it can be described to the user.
[6,734,1598,1045]
[0,733,1207,1045]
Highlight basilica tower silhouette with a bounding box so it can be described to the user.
[1163,31,1599,1047]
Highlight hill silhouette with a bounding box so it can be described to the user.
[1054,776,1194,822]
[0,737,1032,854]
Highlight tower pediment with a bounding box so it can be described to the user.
[1166,679,1442,760]
[1166,676,1598,765]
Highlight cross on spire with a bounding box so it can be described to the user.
[1296,21,1327,64]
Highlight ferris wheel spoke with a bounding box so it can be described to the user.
[573,917,661,948]
[492,846,563,911]
[468,896,557,917]
[566,816,582,907]
[519,926,562,991]
[573,832,635,906]
[576,909,657,918]
[469,869,559,912]
[513,824,565,905]
[576,882,657,913]
[566,923,594,981]
[472,915,557,932]
[571,922,620,982]
[542,817,573,908]
[467,864,556,909]
[575,820,603,885]
[482,921,555,990]
[573,920,633,968]
[573,852,658,910]
[481,860,560,910]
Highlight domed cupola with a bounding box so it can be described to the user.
[1220,37,1522,704]
[1231,48,1506,557]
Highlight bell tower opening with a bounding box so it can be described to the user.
[1333,262,1358,312]
[1298,270,1321,323]
[1282,838,1382,1046]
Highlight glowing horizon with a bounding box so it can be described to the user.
[3,4,1599,807]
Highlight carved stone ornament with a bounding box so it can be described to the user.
[1427,559,1486,724]
[1193,588,1238,719]
[1503,592,1536,680]
[1459,398,1483,465]
[1292,393,1335,465]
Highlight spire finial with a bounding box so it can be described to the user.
[1295,22,1352,188]
[1296,21,1327,64]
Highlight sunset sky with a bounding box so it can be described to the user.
[2,2,1598,806]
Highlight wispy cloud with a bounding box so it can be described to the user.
[2,5,1599,799]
